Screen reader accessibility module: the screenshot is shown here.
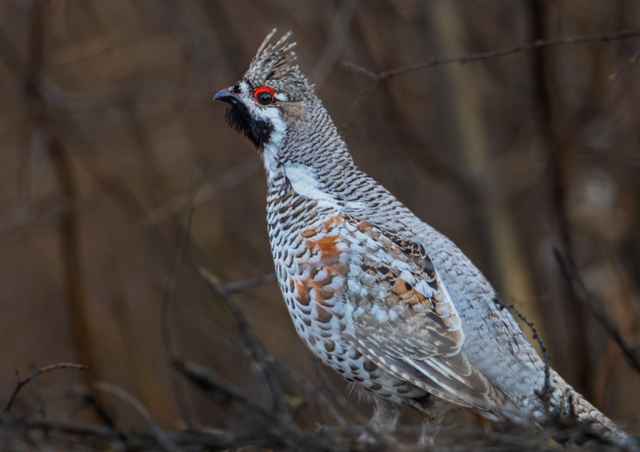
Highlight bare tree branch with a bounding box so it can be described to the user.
[173,358,273,419]
[0,412,270,451]
[93,382,179,452]
[221,272,277,293]
[343,28,640,109]
[160,166,200,428]
[198,268,293,425]
[4,363,88,413]
[344,28,640,82]
[608,50,640,82]
[554,249,640,375]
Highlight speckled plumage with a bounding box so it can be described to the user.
[216,30,629,444]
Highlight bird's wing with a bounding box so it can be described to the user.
[341,214,514,413]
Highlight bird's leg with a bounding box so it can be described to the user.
[370,397,401,432]
[418,409,446,446]
[358,397,401,443]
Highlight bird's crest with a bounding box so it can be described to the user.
[243,29,315,101]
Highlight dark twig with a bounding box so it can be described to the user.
[343,28,640,108]
[4,363,88,413]
[198,267,291,424]
[93,382,179,452]
[221,273,277,294]
[173,358,273,419]
[608,50,640,81]
[345,28,640,82]
[0,412,627,452]
[189,316,348,427]
[0,398,629,451]
[142,158,259,227]
[554,249,640,374]
[0,412,269,451]
[160,166,200,428]
[492,298,552,406]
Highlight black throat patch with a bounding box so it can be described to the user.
[225,101,274,150]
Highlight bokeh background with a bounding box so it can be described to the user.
[0,0,639,438]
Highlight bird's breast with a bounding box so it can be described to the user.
[264,179,431,403]
[266,180,350,352]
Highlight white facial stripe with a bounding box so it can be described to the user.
[253,107,286,179]
[239,81,250,95]
[235,81,288,180]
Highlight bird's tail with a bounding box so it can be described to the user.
[544,370,631,445]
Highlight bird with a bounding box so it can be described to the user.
[214,29,629,445]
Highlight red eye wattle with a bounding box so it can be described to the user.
[254,86,275,105]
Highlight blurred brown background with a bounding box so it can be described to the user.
[0,0,639,435]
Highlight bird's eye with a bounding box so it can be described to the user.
[258,92,273,105]
[254,87,275,105]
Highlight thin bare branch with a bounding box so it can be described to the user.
[142,159,259,227]
[4,363,88,413]
[345,28,640,82]
[173,358,273,419]
[221,272,277,293]
[0,412,267,451]
[608,50,640,82]
[554,249,640,374]
[160,165,200,427]
[198,268,292,425]
[93,382,179,452]
[343,28,640,109]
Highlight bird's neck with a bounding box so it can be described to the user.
[263,105,357,191]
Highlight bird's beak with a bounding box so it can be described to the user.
[214,88,237,104]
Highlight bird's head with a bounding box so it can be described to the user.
[214,30,317,152]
